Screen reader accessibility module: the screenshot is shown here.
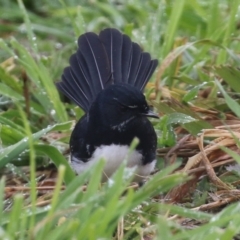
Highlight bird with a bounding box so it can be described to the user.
[56,28,159,182]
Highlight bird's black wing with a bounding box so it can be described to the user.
[56,28,158,112]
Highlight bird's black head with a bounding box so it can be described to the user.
[88,83,158,130]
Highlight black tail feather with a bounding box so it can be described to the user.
[139,59,159,91]
[127,43,142,86]
[64,69,89,109]
[78,32,110,94]
[57,28,158,112]
[56,74,88,110]
[132,52,151,87]
[99,28,123,83]
[121,34,132,83]
[69,53,93,100]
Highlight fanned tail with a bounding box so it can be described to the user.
[56,28,158,112]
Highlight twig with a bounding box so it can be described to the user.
[197,132,231,190]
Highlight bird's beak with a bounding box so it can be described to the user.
[141,109,159,119]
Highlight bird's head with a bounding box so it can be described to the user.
[89,84,158,130]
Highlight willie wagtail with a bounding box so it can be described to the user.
[56,28,159,181]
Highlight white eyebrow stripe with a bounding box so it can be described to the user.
[128,105,138,108]
[113,98,138,109]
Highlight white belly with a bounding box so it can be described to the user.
[71,144,156,182]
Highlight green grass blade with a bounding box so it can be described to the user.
[162,0,186,57]
[0,124,61,167]
[60,0,85,37]
[217,0,240,64]
[6,194,24,237]
[214,66,240,93]
[35,144,75,184]
[215,79,240,118]
[0,178,5,225]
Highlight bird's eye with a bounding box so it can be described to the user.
[120,105,128,112]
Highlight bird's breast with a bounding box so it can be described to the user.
[71,144,156,181]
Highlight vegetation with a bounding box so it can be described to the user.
[1,0,240,239]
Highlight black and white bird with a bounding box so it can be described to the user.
[56,28,159,181]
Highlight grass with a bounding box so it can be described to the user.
[1,0,240,239]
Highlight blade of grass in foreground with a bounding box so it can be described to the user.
[215,79,240,118]
[0,178,5,225]
[0,123,69,167]
[6,194,24,236]
[35,144,75,185]
[0,121,75,184]
[35,165,66,239]
[0,127,53,167]
[217,0,240,64]
[214,66,240,93]
[16,103,38,230]
[162,0,186,57]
